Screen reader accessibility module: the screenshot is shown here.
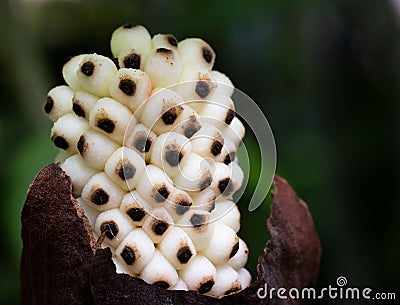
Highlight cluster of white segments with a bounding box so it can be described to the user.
[44,23,254,297]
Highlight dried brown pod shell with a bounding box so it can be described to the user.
[21,163,321,305]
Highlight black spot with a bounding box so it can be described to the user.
[202,47,213,64]
[224,287,240,295]
[153,220,169,235]
[208,201,216,212]
[175,201,191,215]
[190,214,206,228]
[161,110,178,125]
[225,109,235,124]
[167,35,178,47]
[153,281,170,289]
[72,102,85,118]
[154,186,170,202]
[77,135,86,155]
[121,246,136,265]
[177,246,193,264]
[156,47,172,54]
[199,176,212,190]
[164,149,183,167]
[134,137,152,153]
[53,136,69,150]
[119,78,136,96]
[195,80,210,98]
[127,208,146,222]
[91,189,109,205]
[198,280,214,294]
[184,126,199,138]
[117,162,136,180]
[123,23,136,28]
[81,61,95,76]
[44,96,54,113]
[211,140,223,156]
[229,241,240,258]
[101,221,118,240]
[218,177,233,196]
[123,53,141,69]
[97,118,115,133]
[224,152,236,165]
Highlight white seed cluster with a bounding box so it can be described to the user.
[44,23,250,297]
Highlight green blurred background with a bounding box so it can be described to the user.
[1,0,399,304]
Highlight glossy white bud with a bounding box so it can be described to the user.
[76,54,117,97]
[44,85,74,122]
[110,24,152,58]
[178,254,217,295]
[62,54,86,91]
[159,226,197,270]
[210,200,240,233]
[61,154,98,196]
[94,208,135,248]
[115,228,155,275]
[77,129,119,170]
[228,238,249,270]
[82,172,124,211]
[120,191,152,226]
[109,68,152,114]
[178,38,215,70]
[104,147,145,191]
[142,207,174,244]
[140,249,178,289]
[202,223,239,265]
[51,113,89,154]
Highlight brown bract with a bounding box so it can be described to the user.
[21,164,321,305]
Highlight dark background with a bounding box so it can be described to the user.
[1,0,399,304]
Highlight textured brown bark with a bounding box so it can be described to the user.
[21,164,321,305]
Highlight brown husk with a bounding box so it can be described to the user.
[21,164,321,305]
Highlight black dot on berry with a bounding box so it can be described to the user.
[224,152,235,165]
[73,102,85,118]
[177,246,193,264]
[195,80,210,98]
[96,118,115,134]
[175,200,191,215]
[77,135,86,155]
[52,136,69,150]
[167,35,178,47]
[202,47,213,64]
[119,78,136,96]
[153,220,169,235]
[117,161,136,180]
[123,53,141,69]
[218,177,233,195]
[162,110,178,125]
[153,281,170,289]
[134,137,151,153]
[91,189,109,205]
[154,186,170,203]
[229,241,240,258]
[164,149,183,167]
[190,214,206,228]
[127,208,146,222]
[81,61,95,76]
[121,246,136,265]
[225,109,235,124]
[44,96,54,113]
[199,176,212,190]
[211,140,223,156]
[101,221,118,240]
[198,280,214,294]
